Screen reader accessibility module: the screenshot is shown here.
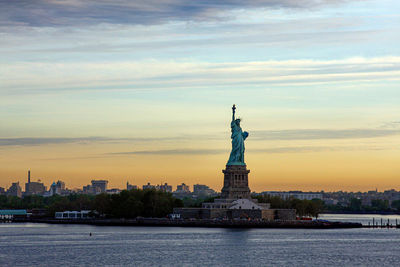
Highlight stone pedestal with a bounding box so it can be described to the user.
[221,165,251,199]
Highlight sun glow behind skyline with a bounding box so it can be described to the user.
[1,0,400,191]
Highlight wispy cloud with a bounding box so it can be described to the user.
[380,121,400,129]
[0,0,360,27]
[1,127,399,147]
[0,137,108,146]
[109,144,390,156]
[110,149,226,155]
[0,136,182,146]
[2,57,400,94]
[251,128,400,140]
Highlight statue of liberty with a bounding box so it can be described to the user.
[227,104,249,166]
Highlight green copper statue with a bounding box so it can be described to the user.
[227,104,249,166]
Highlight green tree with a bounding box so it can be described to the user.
[391,200,400,211]
[349,198,362,211]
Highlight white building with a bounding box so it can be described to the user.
[262,191,323,200]
[55,210,92,219]
[202,198,270,210]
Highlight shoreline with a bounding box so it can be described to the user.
[321,211,400,215]
[11,217,364,229]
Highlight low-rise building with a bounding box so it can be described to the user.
[262,191,323,200]
[106,188,121,194]
[55,210,92,219]
[0,209,27,220]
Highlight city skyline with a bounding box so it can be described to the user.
[0,169,397,194]
[1,0,400,191]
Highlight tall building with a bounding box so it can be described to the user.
[83,185,101,195]
[91,180,108,193]
[176,183,190,193]
[127,182,137,190]
[49,180,67,196]
[143,182,155,190]
[193,184,216,197]
[157,183,172,193]
[7,182,22,198]
[25,170,46,196]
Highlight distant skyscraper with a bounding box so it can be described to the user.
[193,184,216,196]
[25,170,46,196]
[7,182,22,198]
[91,180,108,193]
[176,183,190,193]
[127,182,137,190]
[157,183,172,193]
[25,181,46,196]
[49,180,67,196]
[142,182,155,190]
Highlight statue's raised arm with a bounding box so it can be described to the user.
[232,104,236,122]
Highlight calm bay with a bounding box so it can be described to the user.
[2,214,400,266]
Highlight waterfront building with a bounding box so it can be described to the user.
[0,210,27,220]
[7,182,22,198]
[55,210,92,219]
[261,191,323,200]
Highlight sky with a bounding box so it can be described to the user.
[1,0,400,192]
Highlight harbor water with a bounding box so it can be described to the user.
[1,214,400,266]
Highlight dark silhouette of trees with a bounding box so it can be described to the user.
[0,189,183,218]
[253,194,324,218]
[349,198,362,211]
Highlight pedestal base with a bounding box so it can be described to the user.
[221,165,251,199]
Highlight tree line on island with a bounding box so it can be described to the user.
[1,189,399,219]
[0,189,183,218]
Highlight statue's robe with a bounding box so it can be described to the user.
[227,121,248,165]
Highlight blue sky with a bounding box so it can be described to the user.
[0,0,400,190]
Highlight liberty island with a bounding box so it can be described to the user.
[175,105,295,220]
